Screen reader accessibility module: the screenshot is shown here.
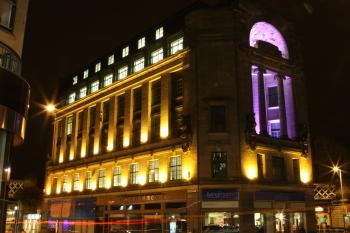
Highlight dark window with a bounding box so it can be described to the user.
[293,159,300,182]
[65,140,71,160]
[144,203,161,210]
[151,114,160,142]
[0,0,16,30]
[165,202,186,209]
[110,205,124,211]
[56,121,63,161]
[152,80,161,106]
[117,95,125,117]
[133,88,142,113]
[116,124,124,149]
[103,101,109,124]
[210,106,226,132]
[101,127,108,153]
[52,177,57,193]
[211,152,227,178]
[132,119,141,146]
[89,106,96,129]
[127,204,141,210]
[257,154,264,179]
[272,156,285,181]
[78,111,84,134]
[116,95,125,149]
[171,75,184,137]
[268,86,278,107]
[88,134,94,156]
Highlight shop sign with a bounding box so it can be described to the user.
[255,191,305,201]
[122,194,164,204]
[202,189,238,201]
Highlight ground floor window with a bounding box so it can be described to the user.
[255,213,265,232]
[203,212,239,232]
[166,214,187,233]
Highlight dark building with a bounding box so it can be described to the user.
[44,1,315,232]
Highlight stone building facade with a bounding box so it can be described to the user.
[44,2,315,233]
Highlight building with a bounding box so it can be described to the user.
[44,1,315,233]
[0,0,29,232]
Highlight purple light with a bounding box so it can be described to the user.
[249,22,289,59]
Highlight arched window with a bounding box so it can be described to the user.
[249,22,296,139]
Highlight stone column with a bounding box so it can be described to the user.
[257,67,267,135]
[160,75,170,139]
[123,90,132,148]
[93,102,102,155]
[276,74,288,138]
[265,212,274,233]
[81,109,88,158]
[141,82,150,143]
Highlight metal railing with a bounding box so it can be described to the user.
[0,41,21,75]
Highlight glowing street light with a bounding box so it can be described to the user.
[332,165,344,202]
[46,104,56,113]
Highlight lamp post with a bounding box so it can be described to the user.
[333,165,344,202]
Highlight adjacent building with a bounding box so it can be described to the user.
[44,1,315,233]
[0,0,29,232]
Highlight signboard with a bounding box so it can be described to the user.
[202,189,238,201]
[255,191,305,201]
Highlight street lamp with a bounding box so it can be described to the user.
[333,165,344,202]
[45,104,56,113]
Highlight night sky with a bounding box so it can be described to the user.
[11,0,350,187]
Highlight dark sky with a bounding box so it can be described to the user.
[11,0,350,186]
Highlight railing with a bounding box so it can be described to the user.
[0,41,21,75]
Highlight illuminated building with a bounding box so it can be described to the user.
[0,0,29,232]
[44,2,315,233]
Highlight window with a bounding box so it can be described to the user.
[68,93,76,104]
[95,62,101,73]
[104,74,113,87]
[62,175,69,192]
[170,37,184,55]
[85,171,92,190]
[204,213,239,231]
[108,55,115,65]
[211,152,227,178]
[91,81,99,93]
[170,156,182,180]
[0,0,16,29]
[118,66,128,80]
[73,173,80,191]
[257,154,264,179]
[137,37,145,49]
[98,170,106,189]
[268,86,279,107]
[130,163,139,185]
[122,46,129,57]
[155,27,164,40]
[73,76,78,85]
[148,160,159,183]
[293,159,300,182]
[52,177,58,193]
[66,117,73,135]
[83,69,89,79]
[151,48,164,64]
[113,167,121,187]
[133,57,145,72]
[272,156,285,181]
[79,87,87,98]
[210,106,226,132]
[269,121,281,138]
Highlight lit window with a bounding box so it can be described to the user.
[104,74,113,87]
[113,167,121,187]
[83,69,89,79]
[73,173,80,191]
[133,57,145,72]
[62,175,69,192]
[73,76,78,85]
[95,62,101,73]
[118,66,128,80]
[66,116,73,135]
[170,156,182,180]
[148,160,159,183]
[91,81,99,93]
[98,169,106,189]
[155,27,163,40]
[210,105,226,132]
[137,37,145,49]
[108,55,115,65]
[130,163,139,185]
[211,152,227,178]
[85,171,92,190]
[122,46,129,57]
[269,121,281,138]
[170,37,184,55]
[79,87,87,98]
[68,92,76,104]
[151,48,164,64]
